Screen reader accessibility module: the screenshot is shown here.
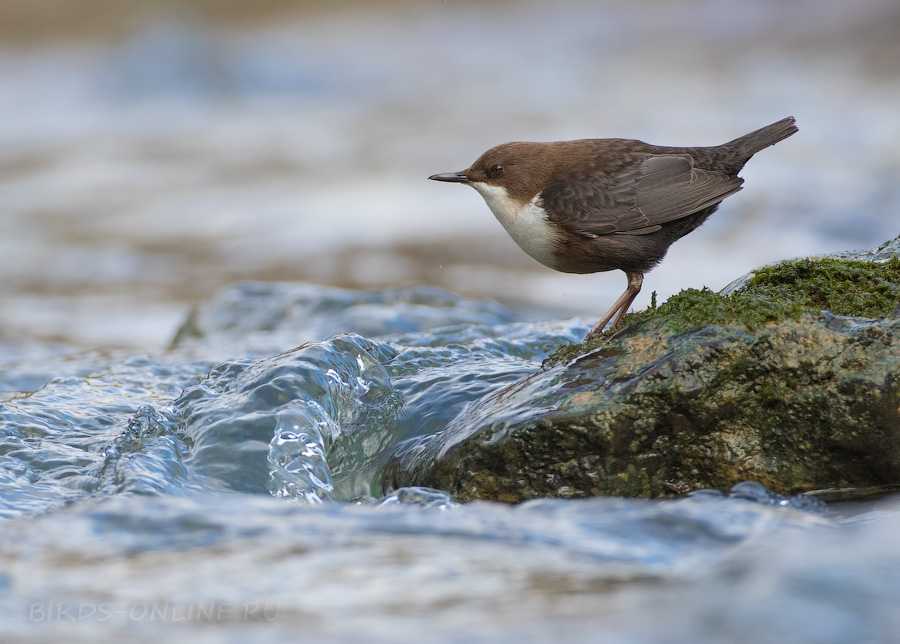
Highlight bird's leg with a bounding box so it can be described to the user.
[587,272,644,338]
[610,272,644,328]
[587,289,632,338]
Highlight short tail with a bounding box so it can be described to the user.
[725,116,798,159]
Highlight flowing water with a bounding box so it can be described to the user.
[2,283,899,643]
[2,1,900,642]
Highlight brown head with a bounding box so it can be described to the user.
[429,142,559,206]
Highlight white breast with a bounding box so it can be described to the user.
[470,182,559,269]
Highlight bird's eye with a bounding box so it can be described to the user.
[487,164,504,179]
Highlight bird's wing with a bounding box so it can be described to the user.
[540,154,744,237]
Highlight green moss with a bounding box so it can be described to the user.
[548,256,899,365]
[748,257,899,318]
[629,287,806,331]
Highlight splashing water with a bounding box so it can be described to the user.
[0,282,898,644]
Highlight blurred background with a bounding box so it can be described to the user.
[1,0,898,350]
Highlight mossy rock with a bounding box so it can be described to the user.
[383,237,900,502]
[547,254,899,366]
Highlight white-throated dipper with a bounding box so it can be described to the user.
[429,116,798,337]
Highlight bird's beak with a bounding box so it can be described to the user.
[428,171,469,183]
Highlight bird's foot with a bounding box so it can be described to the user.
[585,316,635,342]
[585,316,625,339]
[584,322,610,341]
[584,327,603,341]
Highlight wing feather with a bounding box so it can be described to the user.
[541,154,743,237]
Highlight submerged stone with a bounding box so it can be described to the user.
[384,236,900,502]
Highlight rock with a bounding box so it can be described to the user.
[384,237,900,502]
[721,234,900,294]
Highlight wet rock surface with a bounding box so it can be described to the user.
[386,237,900,502]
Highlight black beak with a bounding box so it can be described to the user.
[428,171,469,183]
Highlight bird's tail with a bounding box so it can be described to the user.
[725,116,798,159]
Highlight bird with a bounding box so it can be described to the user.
[429,116,798,338]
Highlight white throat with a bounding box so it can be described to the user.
[470,182,558,269]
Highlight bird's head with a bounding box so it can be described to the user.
[429,142,554,206]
